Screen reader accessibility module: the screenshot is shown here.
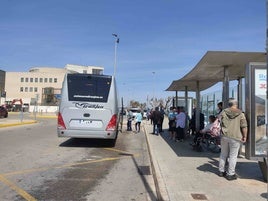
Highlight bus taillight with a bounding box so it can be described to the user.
[57,112,66,130]
[106,114,117,131]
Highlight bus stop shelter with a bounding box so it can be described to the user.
[166,50,267,180]
[166,51,266,127]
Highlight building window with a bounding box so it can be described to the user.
[49,78,52,83]
[25,78,29,82]
[44,78,48,83]
[20,87,23,92]
[30,78,33,82]
[30,87,33,92]
[54,78,57,83]
[25,87,28,92]
[39,78,43,83]
[35,78,38,82]
[21,77,24,82]
[83,70,87,74]
[92,69,103,75]
[34,87,38,92]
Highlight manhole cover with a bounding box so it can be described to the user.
[191,193,208,200]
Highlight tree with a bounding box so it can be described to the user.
[129,100,140,108]
[149,96,173,110]
[127,96,173,111]
[129,100,146,109]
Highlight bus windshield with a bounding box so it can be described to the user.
[67,74,112,103]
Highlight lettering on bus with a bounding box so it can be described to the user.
[74,102,104,109]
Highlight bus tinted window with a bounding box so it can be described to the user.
[67,74,111,102]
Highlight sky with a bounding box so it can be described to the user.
[0,0,266,105]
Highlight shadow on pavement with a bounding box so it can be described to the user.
[158,129,266,183]
[158,129,220,158]
[261,193,268,199]
[59,138,114,148]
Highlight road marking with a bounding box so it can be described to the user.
[104,148,139,157]
[3,157,123,177]
[1,154,137,199]
[0,174,37,201]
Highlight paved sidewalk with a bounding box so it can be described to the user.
[144,117,267,201]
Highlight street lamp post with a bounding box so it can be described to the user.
[112,34,119,76]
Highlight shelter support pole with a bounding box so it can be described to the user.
[237,77,243,109]
[222,65,230,108]
[237,77,244,157]
[213,93,216,114]
[184,86,188,113]
[175,91,178,107]
[184,86,189,136]
[206,95,209,120]
[261,1,268,182]
[195,81,200,132]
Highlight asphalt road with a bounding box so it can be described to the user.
[0,116,155,201]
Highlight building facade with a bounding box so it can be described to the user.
[1,64,104,109]
[0,70,5,97]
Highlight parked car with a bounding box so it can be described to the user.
[130,108,140,119]
[0,106,8,118]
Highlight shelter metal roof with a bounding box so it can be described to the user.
[166,51,266,91]
[166,80,216,91]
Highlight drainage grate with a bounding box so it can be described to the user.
[138,166,151,175]
[191,193,208,200]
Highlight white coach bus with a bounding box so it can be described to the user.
[57,73,119,146]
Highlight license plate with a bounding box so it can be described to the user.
[70,119,102,128]
[80,120,92,124]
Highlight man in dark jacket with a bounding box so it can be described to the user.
[189,109,205,135]
[151,107,162,135]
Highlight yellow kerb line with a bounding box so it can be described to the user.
[3,157,122,177]
[0,174,37,201]
[104,148,139,157]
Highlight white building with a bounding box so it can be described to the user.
[0,64,104,112]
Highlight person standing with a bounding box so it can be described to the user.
[135,110,143,133]
[216,101,223,120]
[149,109,154,125]
[126,109,133,131]
[151,107,162,135]
[175,106,186,142]
[218,98,248,180]
[217,101,223,114]
[146,110,151,121]
[159,106,165,133]
[168,107,177,140]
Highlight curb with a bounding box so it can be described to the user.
[29,115,57,119]
[0,120,37,128]
[144,123,170,201]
